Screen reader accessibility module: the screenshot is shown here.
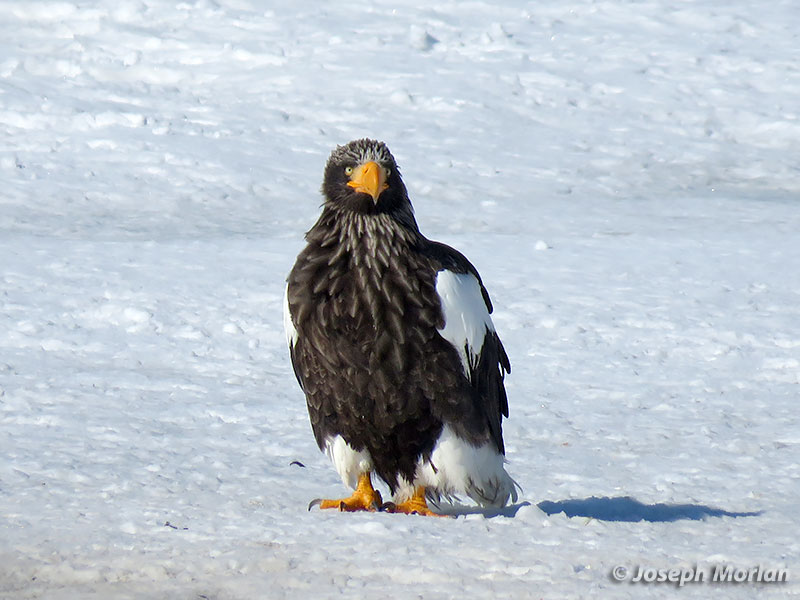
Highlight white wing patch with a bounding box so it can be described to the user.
[435,270,494,378]
[283,283,298,348]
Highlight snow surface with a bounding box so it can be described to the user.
[1,1,799,598]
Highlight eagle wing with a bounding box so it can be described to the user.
[283,284,305,390]
[425,242,511,454]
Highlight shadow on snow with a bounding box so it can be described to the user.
[434,496,761,521]
[536,496,762,523]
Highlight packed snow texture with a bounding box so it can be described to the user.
[1,1,799,598]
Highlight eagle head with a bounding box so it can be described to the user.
[322,139,409,215]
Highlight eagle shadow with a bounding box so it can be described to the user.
[537,496,762,522]
[437,496,762,522]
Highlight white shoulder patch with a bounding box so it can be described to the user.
[435,270,494,378]
[283,283,298,348]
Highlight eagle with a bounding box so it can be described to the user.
[284,139,517,516]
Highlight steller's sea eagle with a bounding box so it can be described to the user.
[284,139,517,516]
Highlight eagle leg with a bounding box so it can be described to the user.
[308,472,383,512]
[382,487,450,517]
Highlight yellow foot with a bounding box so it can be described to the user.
[383,487,451,517]
[308,472,383,512]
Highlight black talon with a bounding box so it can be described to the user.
[308,498,322,511]
[379,501,396,512]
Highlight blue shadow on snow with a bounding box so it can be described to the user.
[537,495,762,523]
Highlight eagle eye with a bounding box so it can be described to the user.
[344,166,354,176]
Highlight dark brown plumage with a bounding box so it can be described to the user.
[284,139,515,514]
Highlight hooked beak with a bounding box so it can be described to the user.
[347,161,388,203]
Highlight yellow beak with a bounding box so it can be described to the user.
[347,161,388,202]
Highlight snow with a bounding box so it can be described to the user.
[1,0,799,598]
